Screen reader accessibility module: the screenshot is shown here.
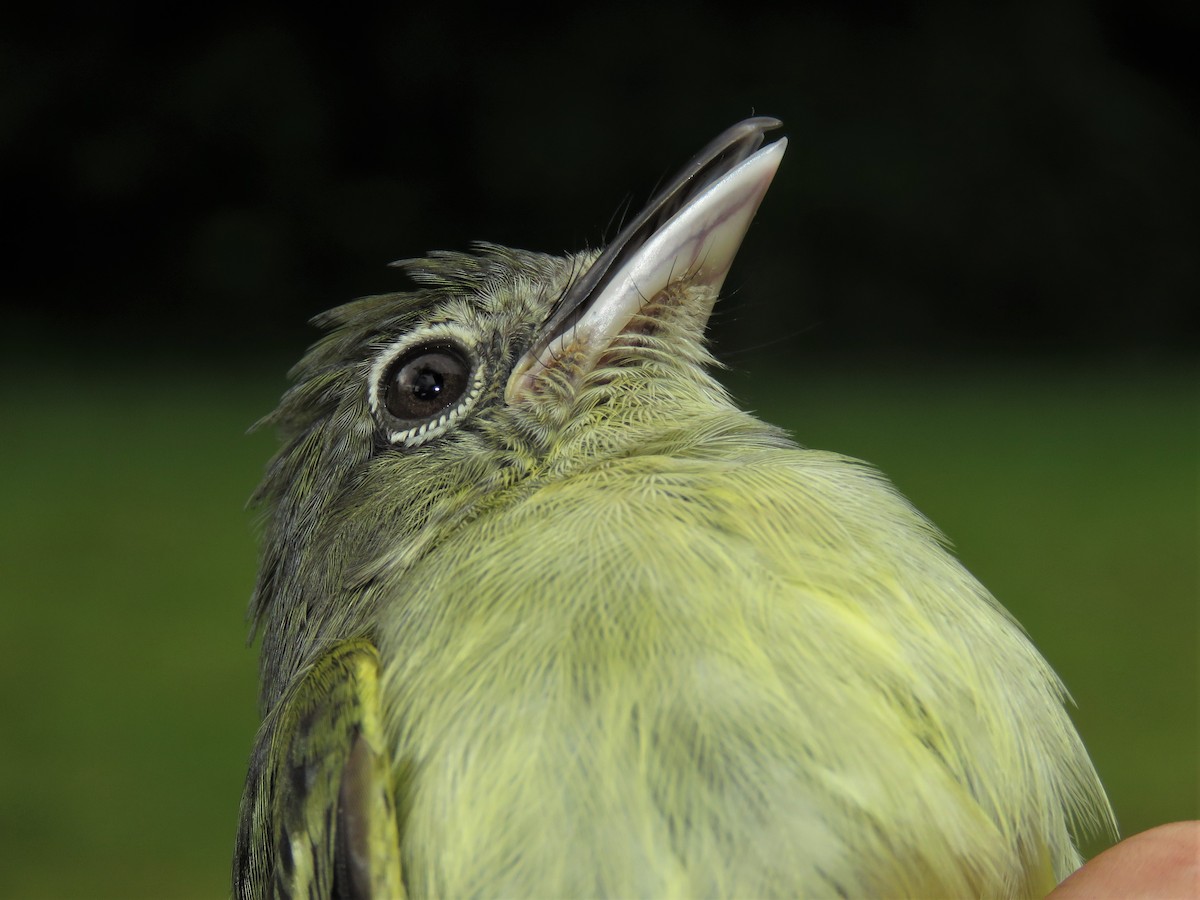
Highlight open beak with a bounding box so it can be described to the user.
[506,117,786,403]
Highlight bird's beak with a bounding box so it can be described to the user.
[506,118,787,403]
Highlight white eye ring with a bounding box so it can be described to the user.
[368,324,485,447]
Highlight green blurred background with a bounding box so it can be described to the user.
[2,3,1196,897]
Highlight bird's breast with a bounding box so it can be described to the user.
[375,450,1078,898]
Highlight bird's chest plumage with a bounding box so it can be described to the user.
[374,451,1073,898]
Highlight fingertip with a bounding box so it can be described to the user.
[1048,821,1200,899]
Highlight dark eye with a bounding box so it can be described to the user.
[383,344,472,422]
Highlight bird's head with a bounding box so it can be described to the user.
[250,119,787,705]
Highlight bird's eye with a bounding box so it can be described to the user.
[370,331,483,447]
[384,345,470,421]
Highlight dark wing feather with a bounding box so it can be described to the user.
[234,640,404,899]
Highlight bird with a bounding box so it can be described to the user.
[233,117,1113,898]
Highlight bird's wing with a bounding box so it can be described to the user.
[234,639,404,900]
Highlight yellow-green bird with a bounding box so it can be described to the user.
[234,118,1113,898]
